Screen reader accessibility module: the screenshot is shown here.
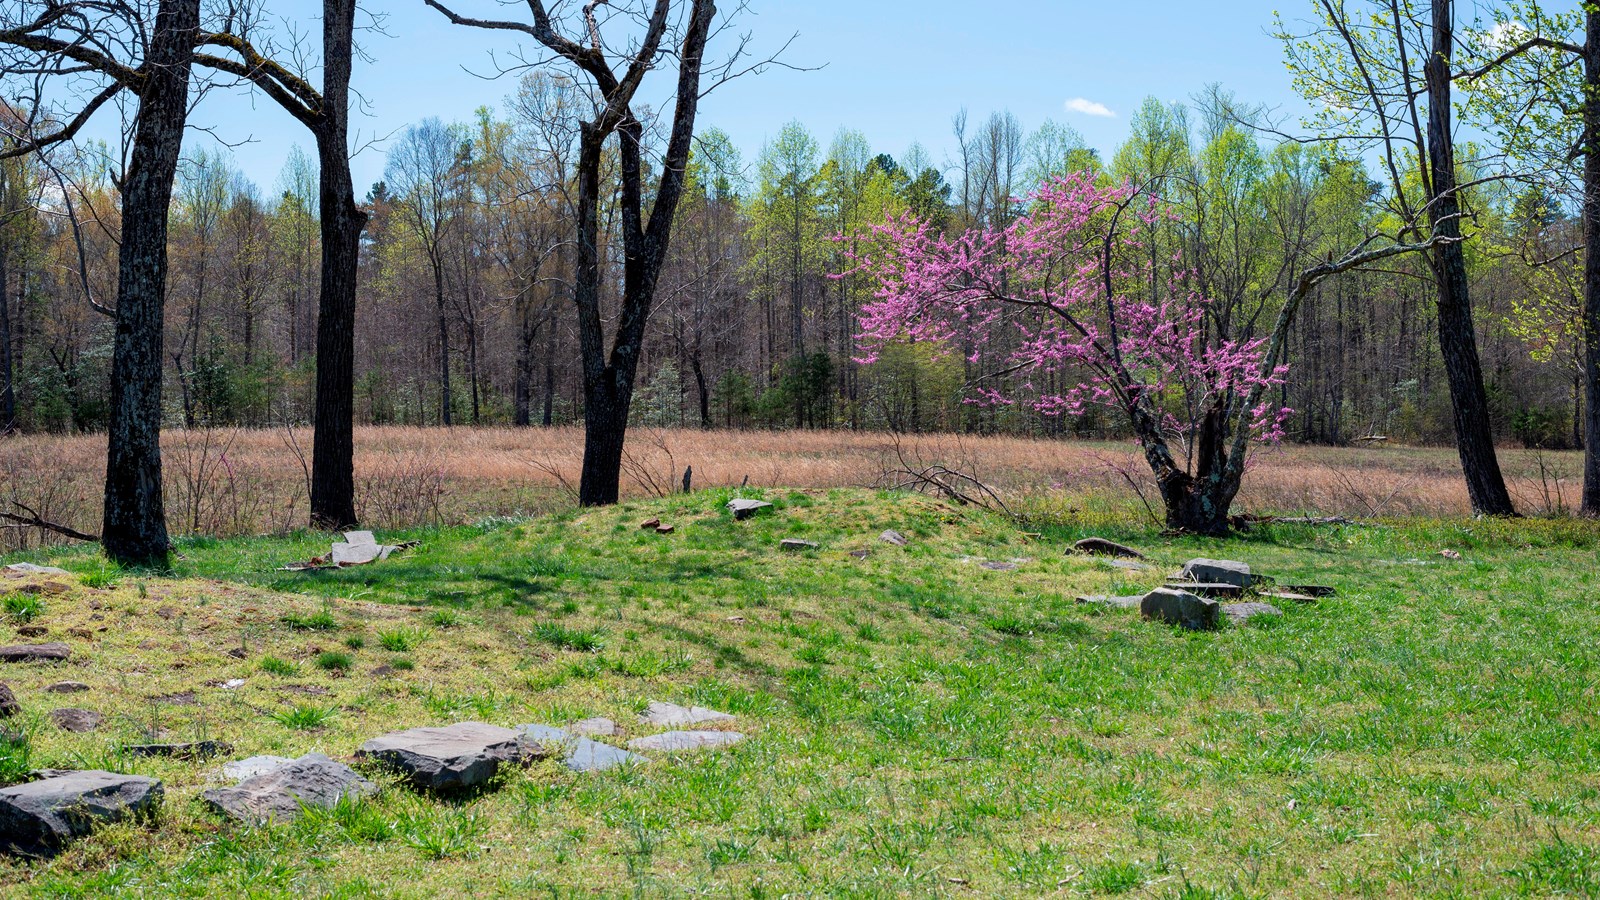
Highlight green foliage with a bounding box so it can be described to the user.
[315,651,354,672]
[2,593,43,624]
[282,608,339,631]
[376,626,430,653]
[270,704,338,730]
[531,622,605,653]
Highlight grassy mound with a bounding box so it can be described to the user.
[0,488,1597,897]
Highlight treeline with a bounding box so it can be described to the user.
[0,80,1581,449]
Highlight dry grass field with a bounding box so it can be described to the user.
[3,426,1586,549]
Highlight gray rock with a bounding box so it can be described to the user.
[1164,581,1245,599]
[125,741,232,761]
[4,563,68,576]
[727,499,774,520]
[0,770,162,857]
[627,731,745,753]
[639,701,735,728]
[517,724,646,773]
[44,682,88,694]
[1223,602,1283,625]
[1075,595,1145,609]
[202,753,376,824]
[0,684,17,717]
[1103,558,1151,572]
[979,560,1018,571]
[879,530,909,546]
[49,708,101,732]
[0,643,70,664]
[1140,588,1221,631]
[569,717,620,738]
[780,539,818,552]
[1282,584,1337,598]
[356,722,528,793]
[222,755,293,781]
[1177,558,1255,589]
[1074,538,1145,559]
[1262,590,1319,604]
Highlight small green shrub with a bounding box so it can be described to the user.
[316,651,354,672]
[258,656,299,677]
[3,593,43,624]
[271,704,337,730]
[531,622,605,653]
[377,626,431,652]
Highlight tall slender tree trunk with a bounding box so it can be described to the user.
[514,298,535,427]
[0,245,14,433]
[1582,7,1600,515]
[1424,0,1515,516]
[433,258,452,426]
[103,0,200,567]
[308,0,367,530]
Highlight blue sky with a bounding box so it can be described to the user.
[177,0,1307,193]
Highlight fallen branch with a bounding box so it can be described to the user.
[0,502,100,543]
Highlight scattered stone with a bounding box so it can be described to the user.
[1177,558,1255,589]
[639,701,735,728]
[36,583,70,596]
[0,684,17,717]
[1222,602,1282,625]
[1074,538,1145,559]
[518,724,646,773]
[727,499,773,520]
[627,731,745,753]
[979,560,1018,571]
[155,607,177,621]
[1282,584,1337,598]
[357,722,529,793]
[49,708,101,733]
[849,550,870,560]
[370,665,397,678]
[1164,581,1244,599]
[1262,590,1319,604]
[780,539,818,552]
[125,740,233,761]
[639,518,661,529]
[4,563,68,576]
[15,626,47,638]
[44,682,88,694]
[1075,595,1144,609]
[655,524,676,535]
[569,717,620,738]
[879,530,909,546]
[151,691,197,706]
[67,629,94,641]
[1140,588,1221,631]
[0,643,69,663]
[1103,558,1151,572]
[0,770,162,857]
[203,753,375,825]
[220,679,247,690]
[1439,549,1462,560]
[222,755,294,782]
[226,648,249,659]
[726,615,747,625]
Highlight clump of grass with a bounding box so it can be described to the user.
[79,570,119,590]
[282,608,339,631]
[316,651,354,672]
[258,656,299,677]
[1083,860,1145,895]
[0,726,32,783]
[531,622,605,653]
[986,613,1032,636]
[3,593,43,624]
[377,626,431,652]
[427,609,463,628]
[271,704,338,730]
[344,635,365,650]
[389,657,416,671]
[397,802,486,860]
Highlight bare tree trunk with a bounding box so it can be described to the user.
[433,258,452,426]
[103,0,199,567]
[0,245,13,433]
[1583,8,1600,515]
[309,0,367,530]
[1424,0,1515,517]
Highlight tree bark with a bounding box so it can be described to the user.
[1424,0,1516,517]
[102,0,200,568]
[308,0,366,530]
[0,244,13,433]
[1583,7,1600,515]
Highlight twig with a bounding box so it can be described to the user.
[0,502,99,543]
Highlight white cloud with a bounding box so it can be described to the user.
[1064,97,1116,118]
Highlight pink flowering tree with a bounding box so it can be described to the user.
[848,173,1293,534]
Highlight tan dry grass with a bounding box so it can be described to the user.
[4,425,1586,547]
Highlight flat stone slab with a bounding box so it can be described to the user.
[357,722,528,793]
[49,708,101,732]
[203,753,375,824]
[780,539,818,552]
[627,731,745,753]
[44,682,88,694]
[1178,558,1255,589]
[518,724,646,773]
[1074,538,1145,559]
[640,701,735,728]
[1141,588,1221,631]
[1103,558,1151,572]
[0,770,162,857]
[0,684,16,717]
[125,741,232,761]
[0,644,70,663]
[879,530,909,546]
[1282,584,1337,598]
[1164,581,1244,598]
[1076,595,1144,609]
[727,499,774,520]
[222,755,294,781]
[569,717,620,738]
[1223,602,1283,625]
[979,560,1018,571]
[4,564,68,576]
[1262,590,1320,604]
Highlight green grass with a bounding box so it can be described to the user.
[281,608,339,631]
[314,651,354,672]
[0,487,1597,897]
[2,592,42,623]
[375,626,430,653]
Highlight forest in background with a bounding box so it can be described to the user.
[0,80,1583,450]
